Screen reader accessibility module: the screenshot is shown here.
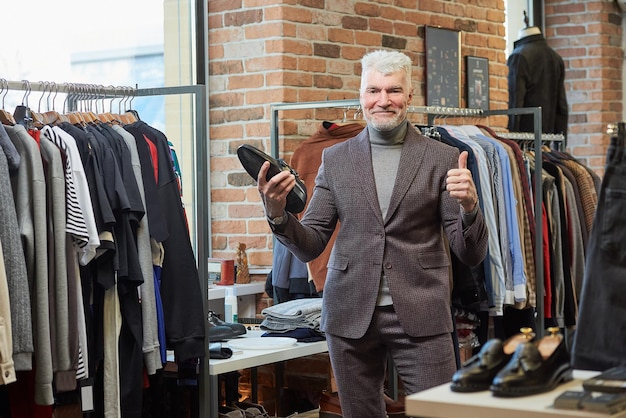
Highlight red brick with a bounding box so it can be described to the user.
[354,2,380,17]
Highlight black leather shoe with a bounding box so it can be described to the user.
[490,327,573,397]
[237,144,307,213]
[208,321,237,342]
[450,327,535,392]
[208,310,247,337]
[209,342,233,359]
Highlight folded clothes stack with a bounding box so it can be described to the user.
[260,298,325,341]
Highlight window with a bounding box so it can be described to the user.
[1,0,203,253]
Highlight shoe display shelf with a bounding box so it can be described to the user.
[405,370,626,418]
[208,278,267,321]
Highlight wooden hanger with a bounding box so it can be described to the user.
[122,110,138,123]
[0,109,16,125]
[62,83,89,126]
[0,79,16,125]
[96,86,115,123]
[43,82,69,124]
[67,111,87,126]
[108,86,138,125]
[30,81,50,128]
[80,110,99,124]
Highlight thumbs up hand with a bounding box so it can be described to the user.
[446,151,479,213]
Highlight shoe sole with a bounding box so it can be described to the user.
[490,365,573,397]
[450,382,490,393]
[208,331,237,341]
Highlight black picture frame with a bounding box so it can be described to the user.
[466,56,489,110]
[425,26,461,107]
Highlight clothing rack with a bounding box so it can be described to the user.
[497,132,564,141]
[1,79,214,417]
[271,101,549,340]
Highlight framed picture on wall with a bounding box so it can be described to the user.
[425,26,461,107]
[466,56,489,110]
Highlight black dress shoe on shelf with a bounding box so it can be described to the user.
[208,321,236,342]
[208,310,247,337]
[490,327,573,397]
[450,327,535,392]
[237,144,307,214]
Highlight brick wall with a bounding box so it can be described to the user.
[547,0,623,176]
[208,0,508,267]
[208,0,622,266]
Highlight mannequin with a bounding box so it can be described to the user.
[517,11,541,40]
[517,25,541,40]
[507,18,568,137]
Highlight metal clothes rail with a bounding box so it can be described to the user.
[270,101,549,339]
[1,79,213,417]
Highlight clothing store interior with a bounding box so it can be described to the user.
[1,0,626,417]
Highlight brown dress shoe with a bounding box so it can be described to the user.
[384,393,406,418]
[319,391,342,418]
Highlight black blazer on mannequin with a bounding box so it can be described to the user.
[507,32,569,137]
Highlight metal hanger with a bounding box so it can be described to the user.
[0,78,17,125]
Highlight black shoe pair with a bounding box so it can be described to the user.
[208,310,247,342]
[451,327,573,397]
[237,144,307,214]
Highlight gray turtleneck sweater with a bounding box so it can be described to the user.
[369,121,477,306]
[369,121,407,306]
[367,121,478,306]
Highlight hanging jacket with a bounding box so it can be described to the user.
[507,33,568,137]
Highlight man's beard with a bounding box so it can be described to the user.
[366,109,407,131]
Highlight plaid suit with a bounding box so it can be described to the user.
[272,123,488,416]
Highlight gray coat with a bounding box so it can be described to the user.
[273,124,488,339]
[5,124,53,405]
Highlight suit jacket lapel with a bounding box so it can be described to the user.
[385,126,428,223]
[348,130,385,223]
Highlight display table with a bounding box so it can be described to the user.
[208,330,328,418]
[405,370,626,418]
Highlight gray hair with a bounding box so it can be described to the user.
[360,50,413,91]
